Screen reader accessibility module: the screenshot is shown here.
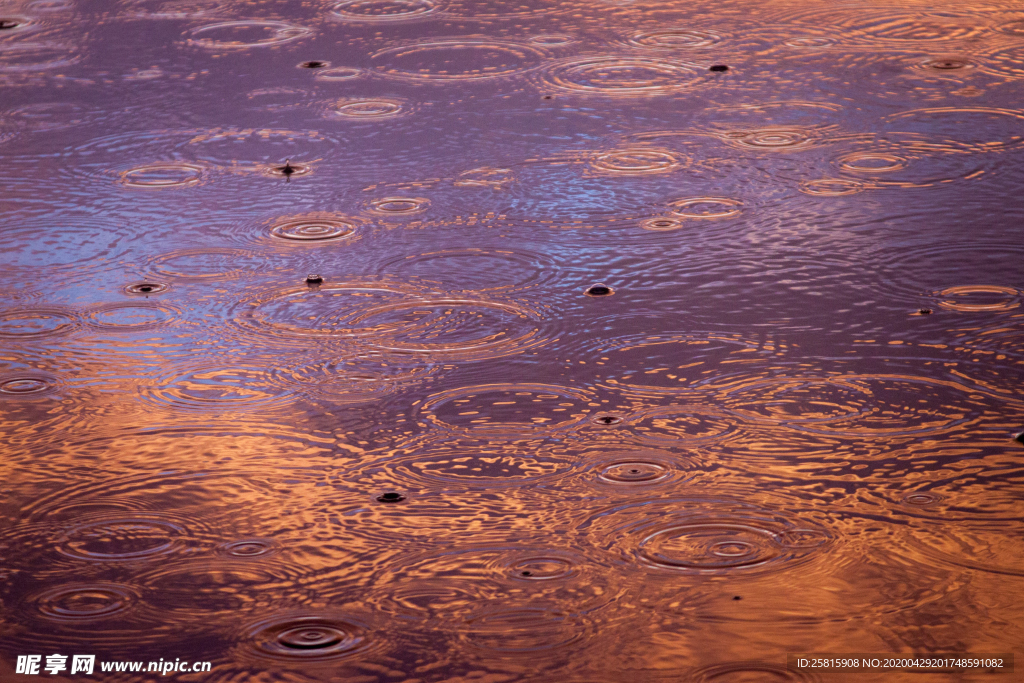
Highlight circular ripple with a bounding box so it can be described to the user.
[85,303,178,331]
[33,584,138,621]
[907,524,1024,577]
[378,444,574,487]
[241,284,413,340]
[631,406,736,446]
[785,36,835,48]
[920,56,973,72]
[461,607,583,652]
[691,661,818,682]
[350,298,546,358]
[0,309,76,339]
[151,248,270,280]
[269,214,358,242]
[640,523,783,570]
[243,614,368,661]
[718,128,817,151]
[782,8,986,44]
[936,285,1019,312]
[995,19,1024,37]
[799,178,868,196]
[219,538,280,557]
[0,43,80,72]
[331,0,440,22]
[56,516,187,562]
[507,555,576,581]
[381,247,553,293]
[7,102,89,131]
[668,197,742,219]
[418,383,594,436]
[591,148,681,175]
[596,333,762,395]
[528,34,575,46]
[715,374,996,437]
[453,166,514,188]
[314,66,363,81]
[119,162,204,188]
[0,374,56,396]
[626,29,721,49]
[598,460,672,485]
[640,217,686,231]
[330,98,406,119]
[902,492,942,507]
[124,282,170,295]
[716,377,872,424]
[882,107,1024,150]
[138,560,310,619]
[368,196,428,215]
[371,40,545,81]
[579,498,832,575]
[140,365,294,413]
[187,20,313,49]
[836,152,907,175]
[541,56,699,96]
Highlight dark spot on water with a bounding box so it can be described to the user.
[709,64,729,72]
[0,19,20,29]
[300,60,327,68]
[542,95,553,99]
[281,161,295,176]
[521,570,532,576]
[917,308,933,315]
[928,58,968,70]
[1014,430,1024,445]
[733,595,742,600]
[125,282,169,296]
[585,284,613,297]
[306,274,323,285]
[592,413,623,426]
[376,492,405,503]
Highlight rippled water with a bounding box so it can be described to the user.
[1,0,1022,680]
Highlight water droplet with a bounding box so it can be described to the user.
[902,493,941,506]
[124,282,170,295]
[598,461,671,485]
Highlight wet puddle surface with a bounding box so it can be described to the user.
[1,0,1023,679]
